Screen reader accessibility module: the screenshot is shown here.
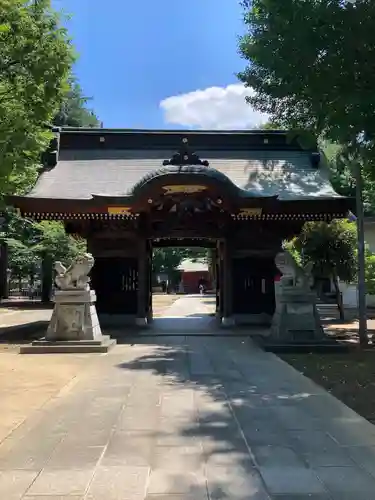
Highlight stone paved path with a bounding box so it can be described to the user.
[0,351,94,445]
[152,295,216,334]
[0,308,51,329]
[2,297,375,499]
[158,295,215,318]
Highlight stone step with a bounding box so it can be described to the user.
[30,335,112,346]
[19,337,116,354]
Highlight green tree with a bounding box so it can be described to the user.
[152,247,208,275]
[153,248,181,275]
[255,121,279,130]
[152,248,183,287]
[1,210,86,296]
[6,238,38,288]
[1,210,40,288]
[238,0,373,343]
[238,0,375,159]
[365,251,375,296]
[288,220,357,319]
[0,0,74,196]
[53,76,101,128]
[322,141,375,215]
[152,247,209,289]
[32,221,86,264]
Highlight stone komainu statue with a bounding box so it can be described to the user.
[54,253,95,291]
[275,250,313,291]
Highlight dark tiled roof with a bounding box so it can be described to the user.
[27,148,343,201]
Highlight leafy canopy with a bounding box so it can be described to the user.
[322,140,375,214]
[32,221,86,263]
[6,238,39,280]
[288,220,357,283]
[53,76,101,128]
[1,210,86,279]
[238,0,375,162]
[0,0,74,196]
[152,248,208,275]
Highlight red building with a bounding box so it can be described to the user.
[178,259,211,294]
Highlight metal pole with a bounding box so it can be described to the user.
[354,160,368,345]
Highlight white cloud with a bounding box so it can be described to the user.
[160,83,268,130]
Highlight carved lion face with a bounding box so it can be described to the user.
[76,253,94,268]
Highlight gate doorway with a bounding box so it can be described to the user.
[91,257,138,315]
[149,241,218,325]
[232,256,276,320]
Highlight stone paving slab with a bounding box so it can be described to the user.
[0,350,93,445]
[26,468,95,497]
[85,465,149,499]
[1,298,375,498]
[24,497,83,500]
[315,465,375,500]
[24,496,83,500]
[0,469,39,499]
[0,308,51,329]
[206,464,270,499]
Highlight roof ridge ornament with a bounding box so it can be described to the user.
[162,137,210,167]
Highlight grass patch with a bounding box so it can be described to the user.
[280,351,375,424]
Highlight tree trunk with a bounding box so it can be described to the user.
[332,271,344,321]
[41,253,53,303]
[0,242,8,300]
[354,160,368,346]
[316,280,324,300]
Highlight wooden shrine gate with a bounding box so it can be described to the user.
[232,256,276,319]
[91,257,138,315]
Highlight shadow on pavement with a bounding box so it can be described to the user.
[0,321,49,345]
[114,334,316,498]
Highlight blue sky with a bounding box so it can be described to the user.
[54,0,265,129]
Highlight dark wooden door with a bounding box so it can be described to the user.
[215,259,220,314]
[232,257,275,315]
[146,241,153,320]
[91,257,138,314]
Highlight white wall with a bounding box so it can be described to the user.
[365,219,375,253]
[340,282,358,308]
[340,282,375,308]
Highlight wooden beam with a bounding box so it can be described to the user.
[222,239,233,319]
[137,238,148,321]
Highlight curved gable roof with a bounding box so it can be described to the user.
[26,147,342,202]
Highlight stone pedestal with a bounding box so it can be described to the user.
[20,289,116,354]
[221,316,235,328]
[270,286,325,343]
[46,290,101,341]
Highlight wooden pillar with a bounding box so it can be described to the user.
[215,258,220,315]
[221,239,234,326]
[147,241,153,322]
[136,239,149,326]
[0,242,8,300]
[214,245,221,316]
[41,253,53,303]
[217,241,224,318]
[208,248,216,288]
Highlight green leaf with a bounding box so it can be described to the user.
[285,219,358,283]
[0,0,75,194]
[238,0,375,171]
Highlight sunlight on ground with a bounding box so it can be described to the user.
[152,293,180,317]
[0,353,92,444]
